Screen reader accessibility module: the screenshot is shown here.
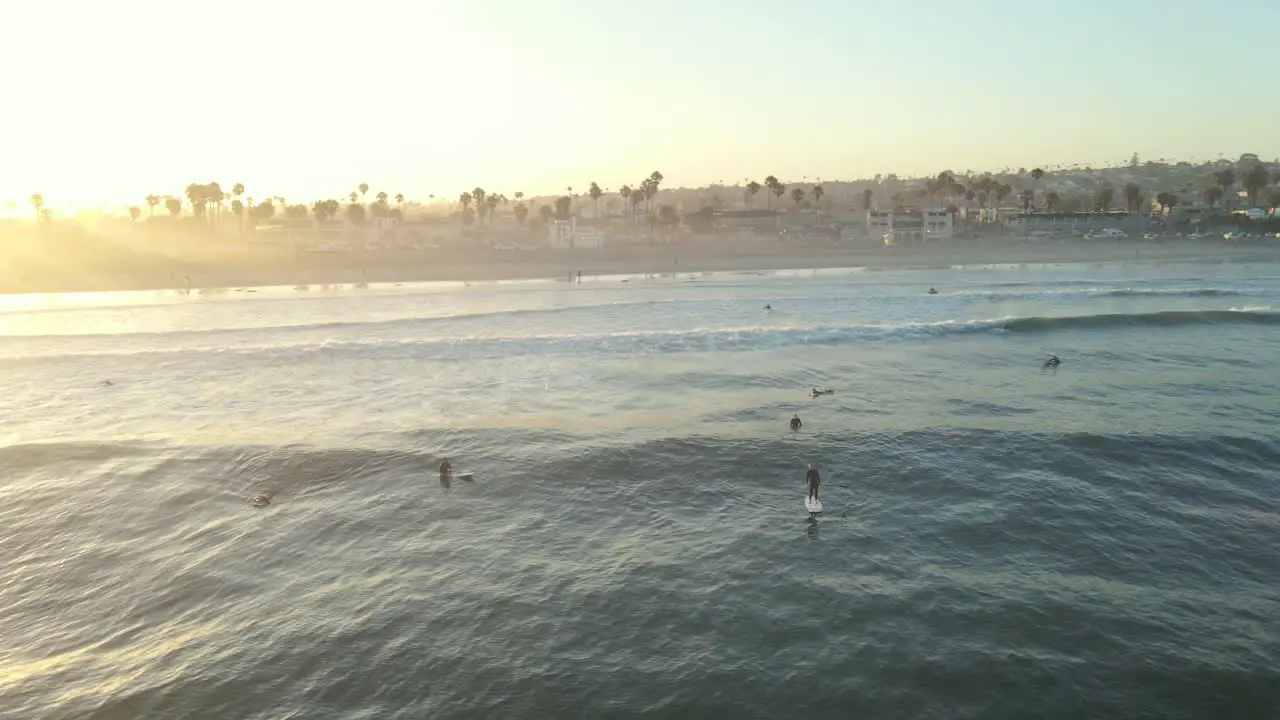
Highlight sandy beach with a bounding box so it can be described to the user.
[0,234,1276,295]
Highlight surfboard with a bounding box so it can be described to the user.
[458,473,474,482]
[805,496,823,514]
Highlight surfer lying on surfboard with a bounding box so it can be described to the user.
[810,387,833,397]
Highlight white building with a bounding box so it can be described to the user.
[866,210,952,242]
[546,218,603,249]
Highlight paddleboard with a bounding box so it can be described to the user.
[805,496,823,514]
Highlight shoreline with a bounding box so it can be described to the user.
[0,239,1276,296]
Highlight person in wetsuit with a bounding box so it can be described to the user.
[806,463,821,501]
[790,414,802,431]
[1043,354,1061,368]
[439,458,453,489]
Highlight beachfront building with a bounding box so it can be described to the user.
[250,214,403,251]
[546,218,604,249]
[547,218,575,249]
[866,210,953,243]
[708,209,781,242]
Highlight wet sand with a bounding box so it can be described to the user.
[0,235,1275,294]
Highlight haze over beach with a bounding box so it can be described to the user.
[3,2,1280,719]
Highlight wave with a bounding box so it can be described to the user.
[2,307,1275,364]
[1000,308,1280,334]
[949,286,1257,302]
[3,284,1265,343]
[7,429,1277,480]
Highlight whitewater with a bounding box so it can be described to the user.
[1,259,1278,719]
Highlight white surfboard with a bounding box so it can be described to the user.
[457,472,474,482]
[805,496,823,514]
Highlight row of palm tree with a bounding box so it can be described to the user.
[26,161,1279,231]
[112,181,418,230]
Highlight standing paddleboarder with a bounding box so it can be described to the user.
[806,463,821,502]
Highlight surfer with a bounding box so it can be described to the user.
[764,303,772,311]
[810,387,832,397]
[250,493,273,508]
[790,414,802,431]
[439,458,453,489]
[928,288,938,295]
[1043,354,1061,369]
[806,464,821,502]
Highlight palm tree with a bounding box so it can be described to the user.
[128,206,141,223]
[29,193,44,222]
[376,191,388,205]
[461,207,475,229]
[358,183,369,202]
[349,191,359,203]
[930,171,954,208]
[165,196,182,217]
[1155,191,1179,214]
[1213,169,1235,210]
[207,182,224,226]
[619,185,632,216]
[771,181,786,207]
[538,205,553,224]
[763,176,779,208]
[472,188,488,225]
[1045,192,1061,213]
[1094,184,1115,212]
[458,192,472,210]
[1241,164,1271,208]
[233,183,245,199]
[185,183,208,221]
[395,193,404,207]
[1122,183,1141,212]
[629,192,645,219]
[1203,186,1224,210]
[1031,168,1044,182]
[486,195,499,222]
[588,182,603,218]
[861,188,873,211]
[790,187,805,206]
[513,203,529,226]
[145,194,160,216]
[746,181,762,209]
[642,178,658,216]
[812,184,824,208]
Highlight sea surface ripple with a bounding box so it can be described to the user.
[1,260,1279,719]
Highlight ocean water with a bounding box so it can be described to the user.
[2,260,1279,719]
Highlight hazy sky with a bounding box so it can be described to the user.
[4,0,1277,209]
